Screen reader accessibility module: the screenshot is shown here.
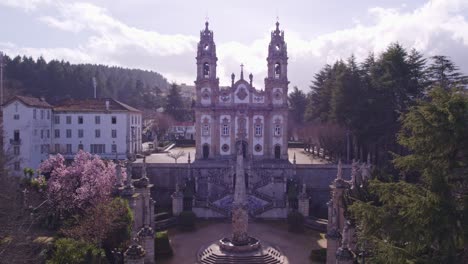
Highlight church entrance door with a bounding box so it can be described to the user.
[236,140,248,158]
[203,144,209,159]
[275,145,281,159]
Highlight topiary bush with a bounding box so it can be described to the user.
[178,210,196,231]
[287,211,304,233]
[309,248,327,262]
[155,231,173,259]
[47,238,107,264]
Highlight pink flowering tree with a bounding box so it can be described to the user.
[39,150,125,217]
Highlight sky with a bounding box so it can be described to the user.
[0,0,467,91]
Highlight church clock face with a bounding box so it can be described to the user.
[202,88,211,99]
[272,88,283,104]
[274,89,282,100]
[200,87,212,106]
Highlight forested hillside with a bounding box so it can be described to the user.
[1,55,169,109]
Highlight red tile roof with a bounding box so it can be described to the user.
[53,98,141,113]
[3,95,53,108]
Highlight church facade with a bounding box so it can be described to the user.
[194,21,289,161]
[139,22,350,221]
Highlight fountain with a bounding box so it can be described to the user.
[219,146,261,252]
[197,143,287,263]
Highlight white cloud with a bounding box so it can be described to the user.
[38,2,198,57]
[0,0,51,11]
[1,0,468,92]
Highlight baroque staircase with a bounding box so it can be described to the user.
[198,243,286,264]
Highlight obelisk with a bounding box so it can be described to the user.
[231,143,249,245]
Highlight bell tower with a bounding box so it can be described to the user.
[196,21,218,85]
[264,21,289,160]
[265,21,288,87]
[194,21,219,160]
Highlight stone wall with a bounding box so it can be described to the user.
[135,162,351,219]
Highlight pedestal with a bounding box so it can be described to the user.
[171,193,183,216]
[138,227,155,264]
[298,197,309,217]
[124,242,145,264]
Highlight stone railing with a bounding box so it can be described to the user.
[252,203,275,215]
[252,177,270,190]
[251,198,287,216]
[207,201,229,216]
[252,189,274,203]
[193,199,229,217]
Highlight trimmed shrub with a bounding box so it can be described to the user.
[178,211,196,231]
[287,211,304,233]
[309,248,327,262]
[155,231,173,259]
[47,238,107,264]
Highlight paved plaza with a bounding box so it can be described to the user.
[158,220,326,264]
[137,147,328,165]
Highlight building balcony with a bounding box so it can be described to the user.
[10,139,21,145]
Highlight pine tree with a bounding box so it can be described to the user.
[288,86,308,124]
[427,55,468,90]
[349,87,468,263]
[165,83,186,121]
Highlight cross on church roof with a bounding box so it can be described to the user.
[240,63,244,79]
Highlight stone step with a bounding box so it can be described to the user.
[199,251,283,264]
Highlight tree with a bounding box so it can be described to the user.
[427,55,467,90]
[149,112,174,141]
[47,238,105,264]
[61,198,133,252]
[167,150,185,164]
[165,83,187,121]
[2,53,170,107]
[305,64,333,122]
[349,87,468,263]
[316,122,346,160]
[38,151,119,217]
[288,86,308,124]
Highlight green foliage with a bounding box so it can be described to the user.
[61,197,133,248]
[287,211,304,233]
[309,248,327,262]
[47,238,107,264]
[102,198,133,250]
[165,83,192,121]
[302,44,467,166]
[21,175,47,192]
[23,167,35,178]
[178,210,196,231]
[2,54,169,109]
[155,231,173,258]
[349,87,468,263]
[288,86,308,124]
[427,55,468,90]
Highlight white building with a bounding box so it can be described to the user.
[2,96,142,176]
[52,98,142,160]
[2,96,53,176]
[169,122,195,140]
